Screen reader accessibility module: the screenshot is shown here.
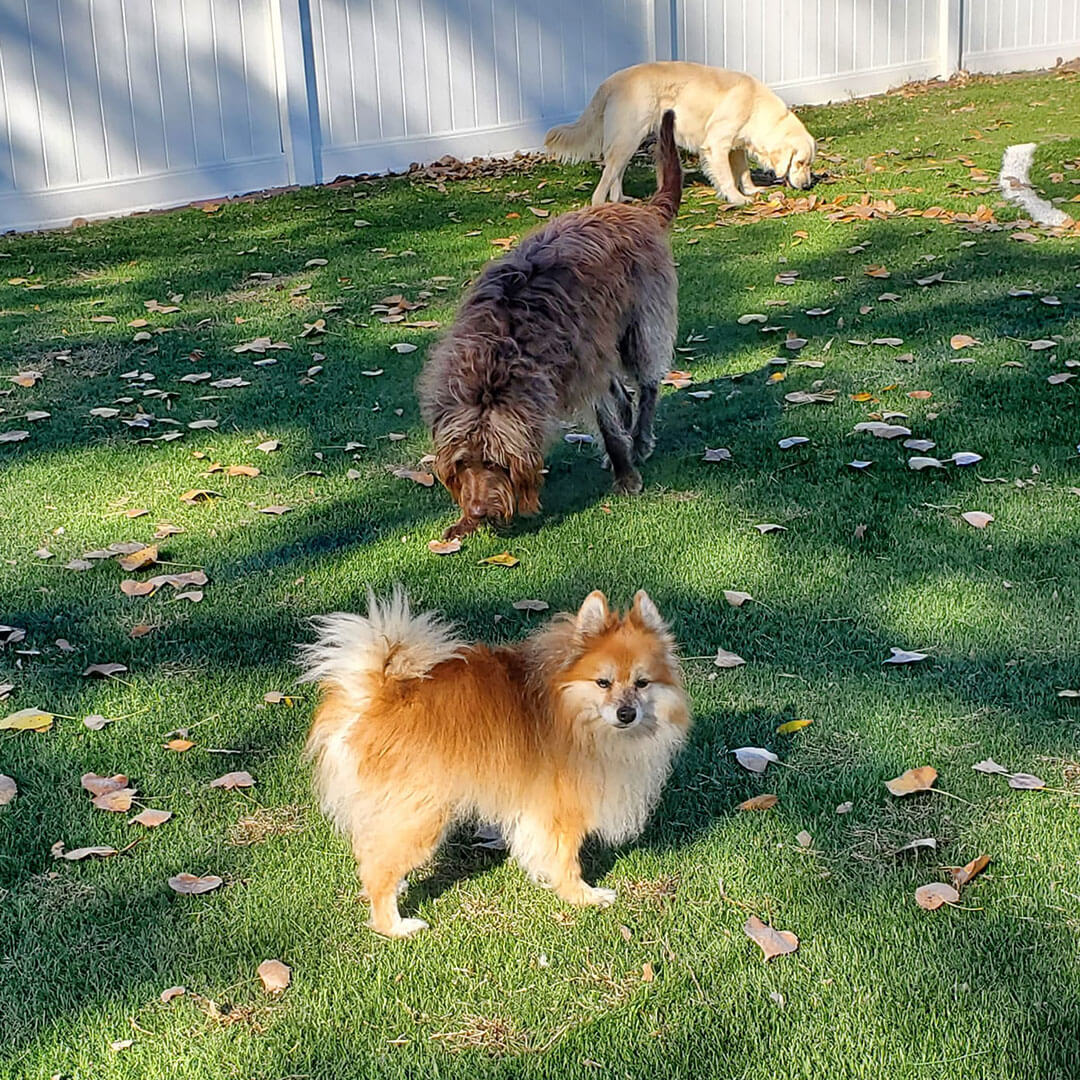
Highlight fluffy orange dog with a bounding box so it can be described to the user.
[302,589,689,937]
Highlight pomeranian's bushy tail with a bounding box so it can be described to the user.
[300,588,464,701]
[649,110,682,224]
[544,82,610,162]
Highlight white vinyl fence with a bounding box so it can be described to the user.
[1,0,1078,232]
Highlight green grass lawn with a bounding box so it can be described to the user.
[2,69,1080,1080]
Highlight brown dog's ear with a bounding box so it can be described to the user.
[509,454,544,516]
[630,590,666,633]
[575,591,611,638]
[433,444,462,500]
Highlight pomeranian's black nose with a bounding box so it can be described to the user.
[616,704,637,726]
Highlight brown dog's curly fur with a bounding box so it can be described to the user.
[417,111,683,539]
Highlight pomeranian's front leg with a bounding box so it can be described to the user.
[511,817,616,908]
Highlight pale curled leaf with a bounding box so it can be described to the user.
[168,873,223,895]
[1007,772,1045,790]
[209,770,255,791]
[0,774,16,805]
[961,511,994,529]
[950,854,990,888]
[160,986,186,1003]
[973,758,1010,776]
[81,772,129,796]
[915,882,959,910]
[744,915,799,961]
[131,808,172,828]
[883,647,928,665]
[714,647,746,669]
[257,959,292,994]
[733,747,778,774]
[885,766,937,796]
[723,590,753,608]
[92,788,137,812]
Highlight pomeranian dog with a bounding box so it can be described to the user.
[302,588,689,938]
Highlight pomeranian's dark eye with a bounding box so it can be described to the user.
[595,678,611,689]
[635,678,650,689]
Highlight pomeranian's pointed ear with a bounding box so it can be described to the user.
[575,591,611,637]
[630,590,666,633]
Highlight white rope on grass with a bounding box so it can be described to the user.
[998,143,1071,227]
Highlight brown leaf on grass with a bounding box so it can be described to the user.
[950,334,980,349]
[744,915,799,961]
[973,758,1010,775]
[92,788,137,812]
[168,873,223,895]
[83,714,110,730]
[118,545,159,572]
[512,599,550,612]
[714,647,747,669]
[864,265,890,278]
[661,370,693,388]
[264,691,296,705]
[180,489,222,504]
[736,793,779,811]
[257,959,292,994]
[950,854,990,887]
[915,882,959,910]
[164,738,194,752]
[258,505,292,515]
[81,773,129,796]
[226,464,260,477]
[256,440,281,453]
[428,538,462,555]
[130,623,154,639]
[160,986,186,1003]
[0,774,17,805]
[0,707,54,732]
[83,663,127,678]
[209,770,255,790]
[961,511,994,529]
[55,844,119,861]
[131,808,172,828]
[885,765,937,796]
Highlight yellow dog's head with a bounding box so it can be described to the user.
[768,113,817,190]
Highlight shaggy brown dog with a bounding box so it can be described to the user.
[417,110,682,540]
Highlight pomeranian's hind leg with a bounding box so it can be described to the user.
[354,810,447,938]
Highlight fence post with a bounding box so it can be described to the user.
[939,0,963,77]
[653,0,677,61]
[270,0,319,186]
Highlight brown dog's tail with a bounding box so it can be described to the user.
[649,110,682,224]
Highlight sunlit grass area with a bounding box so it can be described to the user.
[1,69,1079,1080]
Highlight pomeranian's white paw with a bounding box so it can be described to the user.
[580,885,617,908]
[373,916,429,939]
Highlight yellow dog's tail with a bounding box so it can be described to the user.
[544,82,610,162]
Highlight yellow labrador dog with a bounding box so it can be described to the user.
[546,61,816,207]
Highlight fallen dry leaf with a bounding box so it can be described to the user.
[950,854,990,888]
[81,773,129,796]
[733,747,777,773]
[131,808,172,828]
[885,765,938,796]
[428,538,462,555]
[0,707,54,732]
[973,758,1010,775]
[776,719,812,735]
[0,774,16,805]
[258,505,292,515]
[160,986,186,1003]
[882,647,928,665]
[164,738,194,752]
[256,440,281,453]
[744,915,799,961]
[714,647,746,669]
[179,489,222,504]
[257,958,292,994]
[950,334,980,349]
[737,793,779,811]
[723,590,753,608]
[83,663,127,678]
[512,599,549,612]
[895,837,937,856]
[480,552,519,567]
[391,468,434,486]
[264,691,296,705]
[56,844,118,861]
[961,511,994,529]
[209,770,255,790]
[915,882,959,910]
[753,523,787,535]
[92,788,137,812]
[168,873,223,895]
[1007,772,1045,790]
[118,544,159,572]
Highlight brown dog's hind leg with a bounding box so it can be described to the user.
[596,395,642,495]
